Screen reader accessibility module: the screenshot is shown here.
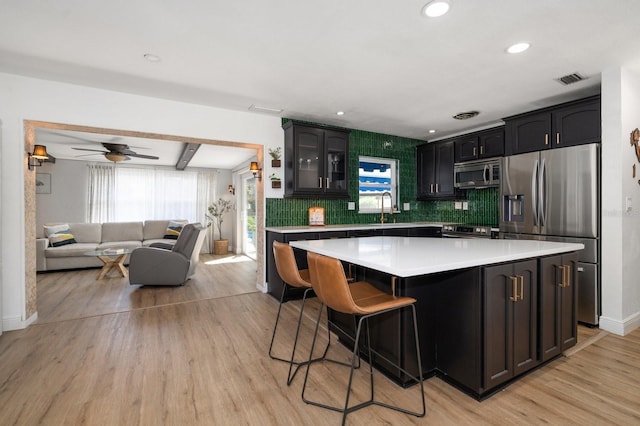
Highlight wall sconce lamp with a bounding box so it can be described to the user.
[228,184,235,195]
[250,161,262,181]
[28,145,50,171]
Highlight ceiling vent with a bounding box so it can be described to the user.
[452,111,480,120]
[556,73,586,85]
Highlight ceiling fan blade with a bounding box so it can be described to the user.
[72,147,108,153]
[103,142,130,151]
[127,152,159,160]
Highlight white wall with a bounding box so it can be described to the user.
[600,67,640,334]
[0,72,283,330]
[35,159,88,234]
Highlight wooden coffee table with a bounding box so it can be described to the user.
[84,248,133,279]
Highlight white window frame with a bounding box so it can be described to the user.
[358,156,399,214]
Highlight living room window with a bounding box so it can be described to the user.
[87,165,217,223]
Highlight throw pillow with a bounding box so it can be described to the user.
[44,224,77,247]
[164,220,188,240]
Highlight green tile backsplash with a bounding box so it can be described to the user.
[267,120,499,227]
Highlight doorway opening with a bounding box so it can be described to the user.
[241,172,257,260]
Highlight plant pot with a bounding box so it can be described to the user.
[213,239,229,255]
[271,159,281,168]
[271,180,281,188]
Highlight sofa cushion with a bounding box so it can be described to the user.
[164,220,188,240]
[143,220,170,240]
[101,222,143,243]
[45,242,99,258]
[44,224,77,247]
[68,223,102,244]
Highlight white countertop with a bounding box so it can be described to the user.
[265,222,446,233]
[289,237,584,277]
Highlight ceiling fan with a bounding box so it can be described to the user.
[73,142,159,163]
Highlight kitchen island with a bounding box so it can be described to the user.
[289,236,584,399]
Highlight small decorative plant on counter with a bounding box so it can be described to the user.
[205,197,235,254]
[269,147,282,167]
[269,173,282,188]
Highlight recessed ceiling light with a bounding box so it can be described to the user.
[428,129,436,134]
[506,42,530,54]
[422,0,450,18]
[143,53,161,62]
[336,111,345,116]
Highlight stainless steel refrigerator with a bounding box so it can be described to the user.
[500,143,600,325]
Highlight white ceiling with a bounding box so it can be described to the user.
[3,1,640,167]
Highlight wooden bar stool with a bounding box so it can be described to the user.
[269,241,331,385]
[303,251,426,425]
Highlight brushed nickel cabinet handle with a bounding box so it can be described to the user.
[318,177,323,188]
[556,132,560,145]
[473,147,477,156]
[326,177,330,188]
[545,133,549,145]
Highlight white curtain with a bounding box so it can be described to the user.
[197,170,218,253]
[87,164,115,223]
[87,165,218,249]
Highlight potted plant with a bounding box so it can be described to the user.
[268,173,282,188]
[206,197,235,254]
[269,147,282,167]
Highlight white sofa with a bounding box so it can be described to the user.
[36,220,184,272]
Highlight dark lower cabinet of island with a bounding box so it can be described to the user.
[539,252,578,361]
[327,254,577,399]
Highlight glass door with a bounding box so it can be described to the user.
[241,173,257,260]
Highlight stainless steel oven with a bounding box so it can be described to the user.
[454,158,502,189]
[442,224,500,239]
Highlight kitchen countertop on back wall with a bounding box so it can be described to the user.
[265,222,446,233]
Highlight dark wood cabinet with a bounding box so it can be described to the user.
[483,259,538,390]
[283,121,350,198]
[505,96,601,155]
[539,253,578,362]
[416,141,457,200]
[454,127,505,162]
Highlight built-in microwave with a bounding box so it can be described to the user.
[454,158,502,189]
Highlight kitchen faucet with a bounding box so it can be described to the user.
[380,191,393,224]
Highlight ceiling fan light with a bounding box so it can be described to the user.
[105,152,127,162]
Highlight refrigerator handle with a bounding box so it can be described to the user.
[532,159,539,226]
[539,158,546,226]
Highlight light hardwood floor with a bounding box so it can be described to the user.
[1,258,639,425]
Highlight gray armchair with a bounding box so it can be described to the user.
[129,223,207,286]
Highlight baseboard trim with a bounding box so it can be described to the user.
[2,311,38,331]
[599,311,640,336]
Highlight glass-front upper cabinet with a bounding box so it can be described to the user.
[283,121,350,198]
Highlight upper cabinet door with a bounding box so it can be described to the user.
[292,125,324,194]
[478,128,504,158]
[454,136,479,163]
[324,130,349,195]
[417,141,457,200]
[506,111,551,155]
[551,98,601,148]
